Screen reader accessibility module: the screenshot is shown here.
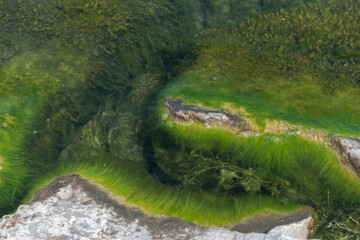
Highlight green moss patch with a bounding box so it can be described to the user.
[22,153,301,226]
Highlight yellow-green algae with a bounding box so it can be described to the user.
[21,154,301,226]
[151,0,360,237]
[0,48,89,212]
[152,108,360,205]
[0,0,360,238]
[162,0,360,136]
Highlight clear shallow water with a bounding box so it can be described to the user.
[0,0,359,238]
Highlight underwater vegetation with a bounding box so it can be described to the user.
[0,0,187,214]
[0,48,89,213]
[153,0,360,238]
[0,0,359,239]
[21,152,301,226]
[167,0,360,135]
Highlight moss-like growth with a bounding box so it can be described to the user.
[152,0,360,237]
[21,152,301,226]
[151,112,360,203]
[1,0,360,238]
[0,0,195,213]
[161,0,360,135]
[0,47,89,213]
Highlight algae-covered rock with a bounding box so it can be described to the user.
[164,97,253,134]
[163,97,360,183]
[1,0,360,239]
[163,97,331,142]
[0,174,314,240]
[151,1,360,238]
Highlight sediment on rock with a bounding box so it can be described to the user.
[163,97,253,135]
[163,97,360,180]
[163,97,328,142]
[263,119,328,143]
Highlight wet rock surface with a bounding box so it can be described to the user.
[0,174,314,240]
[164,97,253,134]
[328,136,360,177]
[230,207,313,234]
[163,97,360,180]
[163,97,328,142]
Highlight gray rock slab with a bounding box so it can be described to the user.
[0,174,314,240]
[163,97,253,134]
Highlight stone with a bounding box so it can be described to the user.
[229,207,313,234]
[193,218,314,240]
[163,97,253,134]
[328,136,360,177]
[163,97,328,142]
[0,174,314,240]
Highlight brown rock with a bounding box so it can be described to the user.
[163,97,253,134]
[163,97,329,143]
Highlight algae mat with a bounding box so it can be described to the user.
[1,0,360,239]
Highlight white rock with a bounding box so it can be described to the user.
[0,176,313,240]
[189,218,313,240]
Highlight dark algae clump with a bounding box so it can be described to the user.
[0,0,360,238]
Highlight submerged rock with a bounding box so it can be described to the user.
[163,97,360,179]
[164,97,253,135]
[230,208,313,234]
[163,97,328,142]
[0,174,314,240]
[328,136,360,177]
[193,218,314,240]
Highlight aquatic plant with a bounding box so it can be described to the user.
[21,152,301,226]
[151,110,360,204]
[0,0,359,238]
[0,48,89,213]
[0,0,189,213]
[151,0,360,237]
[193,0,360,92]
[160,0,360,135]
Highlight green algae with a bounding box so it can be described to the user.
[159,0,360,136]
[21,153,302,226]
[0,0,187,213]
[151,109,360,205]
[151,0,360,237]
[160,70,360,135]
[156,0,360,136]
[0,47,89,213]
[0,0,359,238]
